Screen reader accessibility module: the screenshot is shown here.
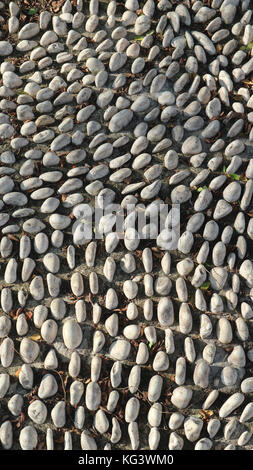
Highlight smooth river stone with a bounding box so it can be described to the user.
[153,351,169,371]
[28,400,47,425]
[239,260,253,287]
[123,280,138,300]
[240,403,253,423]
[85,382,101,411]
[38,373,58,399]
[109,339,131,360]
[41,319,58,344]
[157,297,174,326]
[184,417,203,442]
[0,373,10,398]
[20,338,39,363]
[43,253,60,273]
[19,426,38,450]
[169,412,184,431]
[80,429,97,450]
[51,401,66,428]
[108,109,133,132]
[219,393,245,418]
[49,214,71,230]
[0,338,14,368]
[18,364,33,390]
[0,316,11,338]
[221,366,238,387]
[171,386,193,409]
[148,375,163,403]
[8,394,24,417]
[62,319,83,349]
[241,378,253,394]
[70,272,84,296]
[23,218,46,234]
[193,360,210,388]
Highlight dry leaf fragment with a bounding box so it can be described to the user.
[15,368,21,377]
[29,334,41,341]
[16,412,26,429]
[199,409,214,421]
[25,310,33,321]
[7,234,19,242]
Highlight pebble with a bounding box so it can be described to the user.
[20,338,39,364]
[241,378,253,394]
[135,15,151,35]
[23,218,46,234]
[19,426,37,450]
[109,340,131,360]
[195,438,212,450]
[38,374,58,399]
[94,409,109,434]
[219,393,245,418]
[43,253,60,274]
[128,365,141,394]
[8,394,23,417]
[147,403,162,428]
[0,0,251,451]
[193,360,210,388]
[153,351,169,371]
[29,276,44,301]
[62,319,83,350]
[85,382,101,411]
[0,373,10,398]
[240,403,253,423]
[51,401,66,428]
[0,338,14,368]
[149,427,160,450]
[70,381,84,407]
[49,214,71,230]
[125,397,140,423]
[148,375,163,403]
[136,342,149,365]
[28,400,47,425]
[41,320,58,344]
[81,431,97,450]
[69,352,81,378]
[221,366,238,387]
[0,316,11,338]
[177,258,194,276]
[202,390,219,410]
[184,417,203,442]
[171,387,193,409]
[207,419,221,439]
[157,297,174,326]
[18,364,33,390]
[169,432,184,450]
[44,349,58,370]
[169,412,184,431]
[209,267,228,290]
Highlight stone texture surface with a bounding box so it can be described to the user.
[0,0,253,452]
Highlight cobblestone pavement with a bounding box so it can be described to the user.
[0,0,253,451]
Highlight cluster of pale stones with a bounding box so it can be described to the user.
[0,0,253,451]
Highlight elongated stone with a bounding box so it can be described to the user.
[219,393,245,418]
[85,382,101,411]
[0,337,14,368]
